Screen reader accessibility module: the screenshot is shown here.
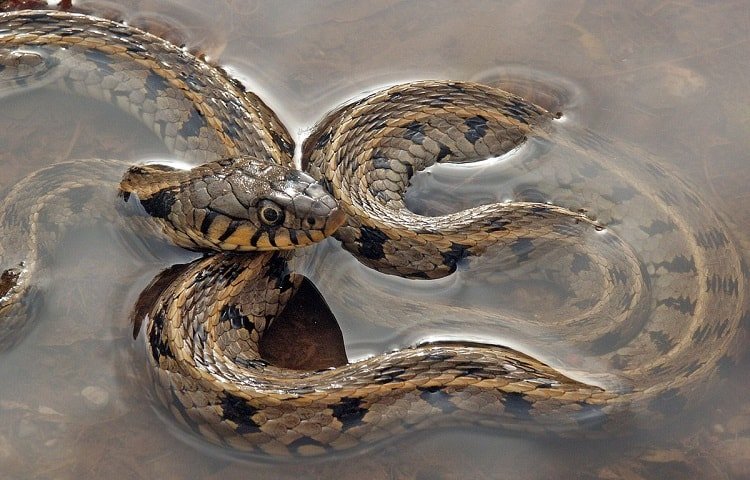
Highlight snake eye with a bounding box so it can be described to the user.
[258,200,284,226]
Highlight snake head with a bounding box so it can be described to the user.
[119,156,346,251]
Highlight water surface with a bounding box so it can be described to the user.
[0,1,749,478]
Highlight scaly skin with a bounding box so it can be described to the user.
[0,10,745,457]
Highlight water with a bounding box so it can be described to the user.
[1,1,749,478]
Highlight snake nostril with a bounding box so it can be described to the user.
[306,216,317,227]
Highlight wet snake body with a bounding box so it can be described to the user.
[0,10,746,456]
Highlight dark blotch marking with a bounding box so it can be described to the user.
[271,131,294,157]
[504,98,539,124]
[648,331,675,354]
[266,253,294,292]
[486,218,511,233]
[510,238,535,262]
[235,357,270,369]
[144,70,169,102]
[658,296,697,315]
[640,219,676,236]
[503,392,533,419]
[588,330,625,355]
[177,108,205,138]
[463,115,488,144]
[202,259,246,289]
[571,253,591,273]
[648,388,687,417]
[314,131,331,150]
[220,304,255,331]
[652,255,697,274]
[64,185,97,214]
[403,121,426,145]
[371,155,391,170]
[221,392,261,434]
[705,274,739,297]
[139,188,177,219]
[357,226,389,260]
[441,243,471,271]
[609,267,629,286]
[436,143,452,162]
[131,263,190,338]
[148,310,174,361]
[417,386,457,413]
[695,228,728,249]
[331,397,367,428]
[716,354,736,376]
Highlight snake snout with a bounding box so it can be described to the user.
[294,181,346,237]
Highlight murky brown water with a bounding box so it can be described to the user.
[1,1,749,478]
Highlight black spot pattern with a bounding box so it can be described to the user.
[503,392,533,419]
[371,154,391,170]
[139,188,177,219]
[640,219,677,235]
[271,130,294,157]
[220,304,255,331]
[314,131,331,150]
[716,354,736,376]
[403,121,426,144]
[357,226,389,260]
[463,115,488,144]
[177,108,205,138]
[149,310,173,361]
[705,274,739,297]
[63,185,97,214]
[441,243,471,271]
[658,296,697,315]
[418,386,456,413]
[144,69,169,101]
[648,331,675,354]
[266,253,294,292]
[510,238,534,262]
[571,253,591,273]
[648,388,687,417]
[436,143,452,162]
[653,255,697,274]
[331,397,367,428]
[220,392,261,434]
[695,228,729,249]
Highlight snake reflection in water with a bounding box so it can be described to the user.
[0,10,745,456]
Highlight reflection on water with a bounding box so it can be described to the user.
[0,1,749,478]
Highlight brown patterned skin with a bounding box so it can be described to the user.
[0,10,746,457]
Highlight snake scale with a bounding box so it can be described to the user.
[0,10,746,456]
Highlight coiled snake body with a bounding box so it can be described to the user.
[0,11,745,456]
